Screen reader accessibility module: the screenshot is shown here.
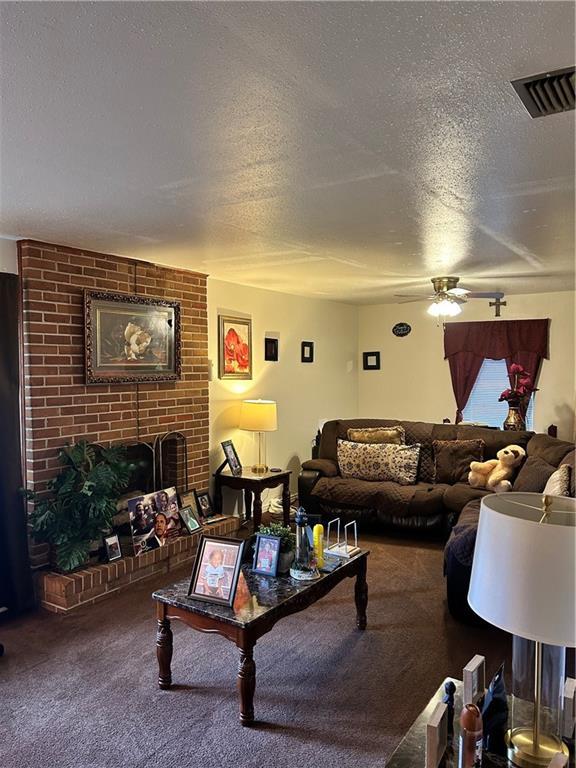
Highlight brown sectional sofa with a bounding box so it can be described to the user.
[298,418,535,536]
[444,434,574,622]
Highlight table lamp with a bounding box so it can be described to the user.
[468,492,575,767]
[238,399,277,474]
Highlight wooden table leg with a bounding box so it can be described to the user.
[253,490,263,531]
[243,489,253,523]
[156,607,173,689]
[354,556,368,630]
[214,477,223,515]
[237,642,256,726]
[281,478,291,526]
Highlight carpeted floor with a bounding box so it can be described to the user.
[0,535,510,768]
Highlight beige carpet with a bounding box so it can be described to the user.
[0,534,510,768]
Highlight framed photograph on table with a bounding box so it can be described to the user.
[221,440,242,476]
[84,290,181,384]
[104,533,122,562]
[252,534,281,577]
[179,505,202,534]
[188,535,245,607]
[218,315,252,379]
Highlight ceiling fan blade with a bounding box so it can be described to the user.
[465,291,505,299]
[395,297,428,304]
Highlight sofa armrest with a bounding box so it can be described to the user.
[301,458,339,477]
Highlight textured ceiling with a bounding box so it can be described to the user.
[0,1,574,303]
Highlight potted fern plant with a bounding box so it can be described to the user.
[26,441,133,573]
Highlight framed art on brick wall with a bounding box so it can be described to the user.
[84,290,181,384]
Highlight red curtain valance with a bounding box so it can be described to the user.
[444,319,550,360]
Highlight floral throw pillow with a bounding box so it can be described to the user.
[337,439,421,485]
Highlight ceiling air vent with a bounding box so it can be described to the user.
[511,66,575,118]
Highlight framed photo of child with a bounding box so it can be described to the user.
[188,535,245,607]
[252,534,281,577]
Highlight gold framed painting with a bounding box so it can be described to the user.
[218,315,252,379]
[84,290,181,384]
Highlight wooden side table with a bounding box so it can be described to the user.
[213,468,291,530]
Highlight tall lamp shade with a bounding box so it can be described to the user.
[468,492,575,767]
[239,400,277,473]
[468,493,575,647]
[239,400,278,433]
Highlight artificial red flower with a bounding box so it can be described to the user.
[509,363,525,375]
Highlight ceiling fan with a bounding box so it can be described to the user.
[394,276,506,317]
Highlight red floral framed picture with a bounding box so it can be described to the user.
[218,315,252,379]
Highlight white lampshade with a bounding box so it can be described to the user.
[468,493,576,648]
[239,399,278,432]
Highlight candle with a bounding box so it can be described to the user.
[313,524,324,568]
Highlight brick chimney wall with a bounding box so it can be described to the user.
[18,240,209,543]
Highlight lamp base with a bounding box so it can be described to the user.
[506,728,569,767]
[251,463,268,475]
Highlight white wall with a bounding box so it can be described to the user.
[208,279,358,503]
[358,291,575,441]
[0,238,18,273]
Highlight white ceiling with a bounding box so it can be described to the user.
[1,1,574,303]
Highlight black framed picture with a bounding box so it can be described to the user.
[194,490,214,519]
[221,440,242,476]
[104,533,122,562]
[252,534,281,577]
[179,505,202,534]
[264,337,279,362]
[363,351,381,370]
[301,341,314,363]
[84,290,181,384]
[188,535,245,607]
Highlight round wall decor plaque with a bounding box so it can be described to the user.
[392,322,411,337]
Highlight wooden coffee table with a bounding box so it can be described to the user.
[153,550,369,725]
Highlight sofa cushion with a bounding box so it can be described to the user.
[526,433,574,466]
[319,419,403,462]
[337,440,420,484]
[347,426,405,444]
[442,483,490,515]
[444,498,482,567]
[543,464,571,496]
[403,421,435,483]
[311,476,449,517]
[456,424,533,459]
[433,439,485,484]
[561,449,575,496]
[513,455,557,492]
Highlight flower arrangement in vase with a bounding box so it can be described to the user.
[499,363,537,431]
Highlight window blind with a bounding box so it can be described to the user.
[462,358,534,429]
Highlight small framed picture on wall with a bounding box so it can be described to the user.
[218,315,252,379]
[264,337,279,362]
[301,341,314,363]
[363,351,381,370]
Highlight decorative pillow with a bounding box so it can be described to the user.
[433,439,485,485]
[543,464,571,496]
[347,426,405,445]
[337,439,420,485]
[513,456,557,493]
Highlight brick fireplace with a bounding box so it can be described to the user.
[19,240,212,575]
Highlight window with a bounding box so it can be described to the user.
[462,358,534,429]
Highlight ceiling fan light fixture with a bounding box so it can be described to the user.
[427,296,462,318]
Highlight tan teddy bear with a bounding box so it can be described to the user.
[468,445,526,493]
